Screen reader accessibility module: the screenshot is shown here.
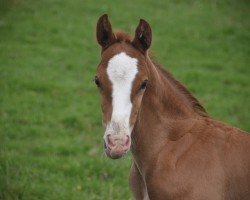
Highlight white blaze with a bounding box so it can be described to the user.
[106,52,138,135]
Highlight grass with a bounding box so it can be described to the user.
[0,0,249,199]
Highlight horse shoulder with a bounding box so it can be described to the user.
[144,118,250,199]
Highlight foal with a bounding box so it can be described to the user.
[95,14,250,200]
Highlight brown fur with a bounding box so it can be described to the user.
[112,31,207,117]
[95,15,250,200]
[114,30,133,43]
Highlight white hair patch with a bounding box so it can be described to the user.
[106,52,138,132]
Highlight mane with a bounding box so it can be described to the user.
[152,59,208,117]
[114,31,207,117]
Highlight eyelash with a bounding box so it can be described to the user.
[94,77,101,87]
[140,80,148,90]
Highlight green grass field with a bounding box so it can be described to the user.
[0,0,249,199]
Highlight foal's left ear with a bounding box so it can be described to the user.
[132,19,152,54]
[96,14,116,50]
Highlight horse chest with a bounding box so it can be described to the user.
[145,172,224,200]
[143,148,227,199]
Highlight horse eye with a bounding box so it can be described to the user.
[94,77,101,87]
[140,80,148,90]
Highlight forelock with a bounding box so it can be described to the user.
[114,31,132,43]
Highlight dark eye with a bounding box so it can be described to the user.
[94,76,101,87]
[140,80,148,90]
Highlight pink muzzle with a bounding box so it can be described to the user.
[104,134,131,159]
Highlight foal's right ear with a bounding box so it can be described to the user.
[96,14,116,50]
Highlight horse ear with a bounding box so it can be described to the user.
[132,19,152,53]
[96,14,116,50]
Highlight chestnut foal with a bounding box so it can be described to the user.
[95,14,250,200]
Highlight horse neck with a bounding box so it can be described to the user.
[131,56,199,168]
[143,56,197,120]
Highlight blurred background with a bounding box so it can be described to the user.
[0,0,249,199]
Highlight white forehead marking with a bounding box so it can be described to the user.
[107,52,138,127]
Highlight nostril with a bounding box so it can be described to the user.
[107,135,115,147]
